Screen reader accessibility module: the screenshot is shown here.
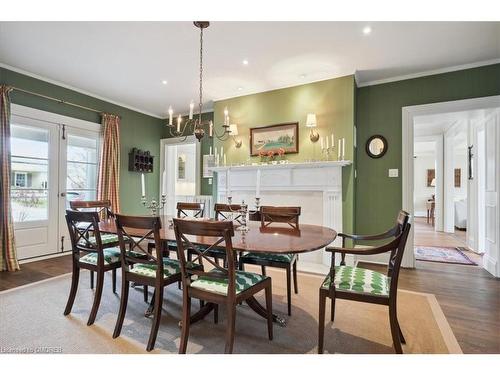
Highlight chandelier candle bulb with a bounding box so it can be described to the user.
[189,100,194,120]
[141,173,145,197]
[177,115,182,132]
[168,106,173,126]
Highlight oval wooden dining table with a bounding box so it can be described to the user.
[99,216,337,326]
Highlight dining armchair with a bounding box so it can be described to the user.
[64,210,122,326]
[112,214,198,351]
[173,218,273,354]
[69,200,119,289]
[212,203,244,266]
[318,211,411,354]
[239,206,301,316]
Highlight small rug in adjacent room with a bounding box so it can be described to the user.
[415,246,478,265]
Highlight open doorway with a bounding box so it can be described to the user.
[402,96,500,277]
[160,136,205,217]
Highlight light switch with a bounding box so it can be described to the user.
[388,169,399,178]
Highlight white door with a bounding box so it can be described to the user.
[10,118,59,259]
[58,127,100,252]
[482,110,499,277]
[10,110,100,260]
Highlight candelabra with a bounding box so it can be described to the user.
[141,195,167,216]
[321,146,334,161]
[226,196,261,232]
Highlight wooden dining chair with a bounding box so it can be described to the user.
[211,203,244,266]
[239,206,301,315]
[173,218,273,354]
[69,200,119,289]
[63,210,122,326]
[318,211,411,354]
[112,214,197,352]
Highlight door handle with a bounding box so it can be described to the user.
[60,192,66,197]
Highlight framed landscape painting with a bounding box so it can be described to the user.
[250,122,299,156]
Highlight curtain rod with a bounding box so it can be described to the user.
[11,86,120,118]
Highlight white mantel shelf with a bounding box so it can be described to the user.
[209,160,351,172]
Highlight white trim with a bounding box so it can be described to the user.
[402,95,500,270]
[11,103,100,132]
[1,62,162,119]
[356,58,500,88]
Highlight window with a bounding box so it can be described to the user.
[14,172,28,187]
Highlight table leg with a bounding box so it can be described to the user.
[245,296,286,327]
[178,302,216,328]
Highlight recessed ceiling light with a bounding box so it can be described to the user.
[363,26,372,35]
[237,87,243,91]
[242,59,249,65]
[300,74,306,79]
[161,80,168,85]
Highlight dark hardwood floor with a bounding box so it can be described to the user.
[1,254,498,353]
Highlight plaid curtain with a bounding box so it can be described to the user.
[0,85,20,271]
[97,113,121,213]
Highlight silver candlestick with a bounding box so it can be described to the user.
[141,194,167,216]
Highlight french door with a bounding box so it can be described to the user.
[10,110,100,260]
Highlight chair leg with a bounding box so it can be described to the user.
[286,266,292,316]
[265,284,273,340]
[113,276,129,338]
[90,270,94,289]
[112,268,117,294]
[330,295,336,322]
[143,285,149,303]
[318,289,326,354]
[261,265,266,277]
[146,286,163,352]
[292,260,298,294]
[397,320,406,344]
[389,301,403,354]
[214,304,219,324]
[179,295,191,354]
[224,303,237,354]
[87,269,104,325]
[63,263,80,315]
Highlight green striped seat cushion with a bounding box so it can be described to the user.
[80,247,121,265]
[240,252,294,263]
[190,269,266,295]
[128,257,199,279]
[321,266,390,296]
[79,247,147,265]
[78,234,119,247]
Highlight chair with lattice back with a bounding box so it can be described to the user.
[69,200,119,289]
[173,218,273,354]
[239,206,301,316]
[318,211,411,354]
[112,214,195,352]
[64,210,122,326]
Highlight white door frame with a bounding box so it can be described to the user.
[402,95,500,269]
[159,136,201,214]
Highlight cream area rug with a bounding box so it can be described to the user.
[0,267,461,354]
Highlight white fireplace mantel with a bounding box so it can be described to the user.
[210,160,352,274]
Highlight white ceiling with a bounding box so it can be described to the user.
[1,21,499,118]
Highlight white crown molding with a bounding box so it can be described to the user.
[0,62,163,118]
[356,58,500,88]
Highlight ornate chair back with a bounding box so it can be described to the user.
[114,214,164,278]
[177,202,205,218]
[70,200,114,220]
[387,210,410,278]
[260,206,301,230]
[214,203,244,224]
[173,219,237,297]
[65,210,104,259]
[386,222,411,296]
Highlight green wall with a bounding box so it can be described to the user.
[0,67,164,215]
[162,111,214,196]
[212,75,356,233]
[356,63,500,234]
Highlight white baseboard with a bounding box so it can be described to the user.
[483,254,499,278]
[19,251,70,264]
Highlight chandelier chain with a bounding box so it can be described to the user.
[198,26,203,124]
